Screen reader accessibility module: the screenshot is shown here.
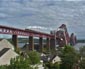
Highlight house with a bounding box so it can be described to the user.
[50,55,61,64]
[41,53,61,64]
[0,39,18,65]
[40,53,48,62]
[0,39,14,51]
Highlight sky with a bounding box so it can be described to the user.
[0,0,85,39]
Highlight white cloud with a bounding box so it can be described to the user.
[0,13,8,18]
[0,0,85,39]
[27,26,47,30]
[26,26,53,33]
[65,0,83,1]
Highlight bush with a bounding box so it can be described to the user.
[45,62,60,69]
[60,45,79,69]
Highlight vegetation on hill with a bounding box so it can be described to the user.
[44,45,80,69]
[0,51,40,69]
[60,45,80,69]
[79,46,85,69]
[0,45,85,69]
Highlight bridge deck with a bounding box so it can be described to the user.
[0,25,55,38]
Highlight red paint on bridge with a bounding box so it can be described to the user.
[0,24,76,50]
[0,25,55,38]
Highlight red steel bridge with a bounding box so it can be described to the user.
[0,24,76,52]
[0,25,60,52]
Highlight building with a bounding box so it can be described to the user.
[41,54,61,64]
[0,39,18,65]
[50,55,61,64]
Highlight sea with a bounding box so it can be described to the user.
[18,42,85,51]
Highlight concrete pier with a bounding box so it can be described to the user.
[29,36,34,51]
[12,35,18,49]
[46,38,50,51]
[39,37,43,52]
[50,38,55,50]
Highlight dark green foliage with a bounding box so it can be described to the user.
[28,51,40,65]
[0,51,40,69]
[15,48,21,54]
[79,46,85,69]
[79,58,85,69]
[60,45,79,69]
[0,65,9,69]
[45,62,60,69]
[9,56,32,69]
[79,46,85,57]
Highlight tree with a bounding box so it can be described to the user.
[79,46,85,69]
[0,51,41,69]
[79,58,85,69]
[9,56,32,69]
[28,51,40,65]
[60,45,79,69]
[0,65,9,69]
[9,51,41,69]
[45,62,60,69]
[0,56,33,69]
[79,46,85,57]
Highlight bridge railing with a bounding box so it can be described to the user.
[0,25,55,38]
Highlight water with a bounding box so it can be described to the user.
[18,42,85,50]
[18,43,45,48]
[18,43,26,48]
[74,43,85,50]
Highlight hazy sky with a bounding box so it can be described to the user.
[0,0,85,39]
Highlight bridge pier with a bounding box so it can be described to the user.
[29,36,34,51]
[46,38,50,52]
[50,38,56,50]
[39,37,43,52]
[12,35,18,49]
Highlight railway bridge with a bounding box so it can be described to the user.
[0,25,60,52]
